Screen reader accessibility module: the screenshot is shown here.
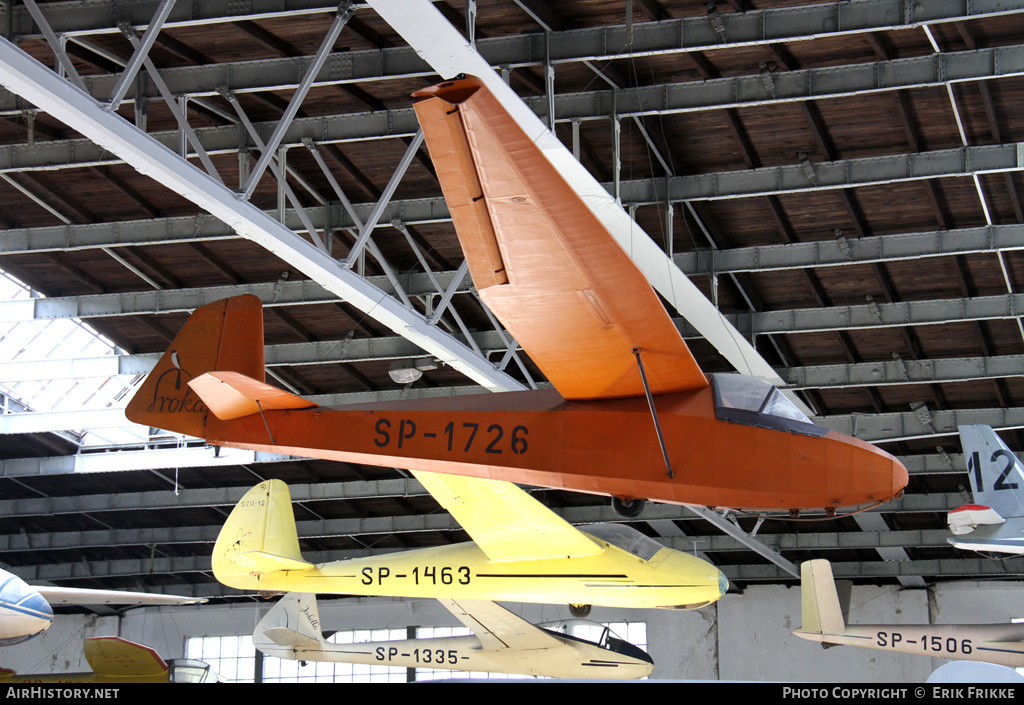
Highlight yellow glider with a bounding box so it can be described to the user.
[212,473,727,612]
[255,593,654,679]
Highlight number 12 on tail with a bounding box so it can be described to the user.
[969,450,1019,492]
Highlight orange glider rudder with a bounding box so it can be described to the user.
[125,295,265,438]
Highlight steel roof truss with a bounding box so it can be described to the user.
[0,34,522,394]
[241,3,354,199]
[221,88,327,251]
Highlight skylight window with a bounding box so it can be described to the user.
[0,269,149,448]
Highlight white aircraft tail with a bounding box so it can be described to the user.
[958,425,1024,521]
[948,504,1005,535]
[254,593,326,660]
[799,559,849,638]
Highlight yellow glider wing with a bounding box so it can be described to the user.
[438,599,563,650]
[411,470,601,562]
[413,76,708,400]
[83,637,168,680]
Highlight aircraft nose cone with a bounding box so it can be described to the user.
[892,456,909,498]
[821,430,909,508]
[0,578,53,645]
[13,594,53,640]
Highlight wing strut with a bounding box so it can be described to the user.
[633,347,674,478]
[255,400,276,445]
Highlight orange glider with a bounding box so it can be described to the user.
[125,76,906,515]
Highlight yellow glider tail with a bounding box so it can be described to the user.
[124,295,315,437]
[211,480,313,590]
[799,559,850,640]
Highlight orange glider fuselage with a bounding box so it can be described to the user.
[124,295,906,514]
[203,387,905,513]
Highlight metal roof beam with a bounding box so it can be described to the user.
[0,329,514,381]
[9,347,1019,391]
[8,44,1024,169]
[548,45,1024,120]
[16,40,1019,116]
[0,477,428,519]
[623,143,1024,203]
[3,124,1022,204]
[674,224,1024,275]
[10,219,1024,341]
[0,446,293,478]
[13,0,1024,52]
[679,292,1024,339]
[780,354,1024,390]
[5,216,1024,289]
[6,0,342,37]
[0,203,452,255]
[0,273,470,323]
[0,35,522,394]
[828,407,1024,443]
[0,111,422,171]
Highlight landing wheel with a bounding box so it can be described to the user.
[569,603,592,618]
[611,496,646,519]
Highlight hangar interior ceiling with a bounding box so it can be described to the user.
[2,0,1024,610]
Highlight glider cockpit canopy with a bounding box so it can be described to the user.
[538,619,653,664]
[582,523,666,561]
[711,373,828,438]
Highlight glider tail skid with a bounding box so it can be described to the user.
[211,480,313,590]
[124,294,315,438]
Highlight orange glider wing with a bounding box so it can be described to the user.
[413,76,707,400]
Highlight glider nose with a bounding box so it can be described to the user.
[866,441,908,503]
[9,593,53,642]
[657,549,729,608]
[0,575,54,645]
[822,430,909,508]
[891,455,909,500]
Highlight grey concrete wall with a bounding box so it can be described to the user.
[3,581,1023,681]
[0,613,119,676]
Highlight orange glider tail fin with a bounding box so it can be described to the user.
[125,295,266,438]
